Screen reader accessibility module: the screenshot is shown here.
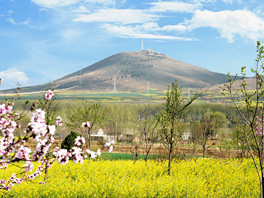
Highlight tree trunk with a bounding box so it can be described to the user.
[203,145,205,158]
[88,128,91,150]
[168,144,173,175]
[261,175,264,198]
[115,123,118,142]
[145,148,150,162]
[44,154,50,181]
[168,151,171,175]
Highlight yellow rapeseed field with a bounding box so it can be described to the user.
[0,158,259,197]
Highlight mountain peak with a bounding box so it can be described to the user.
[18,50,229,92]
[139,49,167,57]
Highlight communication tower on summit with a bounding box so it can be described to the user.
[141,39,144,51]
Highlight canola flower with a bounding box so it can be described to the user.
[0,158,259,197]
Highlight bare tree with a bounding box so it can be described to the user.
[136,104,160,161]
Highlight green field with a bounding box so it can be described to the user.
[0,89,235,104]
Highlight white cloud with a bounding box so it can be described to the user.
[31,0,116,8]
[7,18,31,25]
[84,0,115,6]
[31,0,80,8]
[8,10,14,15]
[72,5,90,13]
[104,24,194,41]
[191,0,242,3]
[254,5,264,17]
[0,68,29,90]
[7,18,16,24]
[140,22,160,31]
[161,24,188,32]
[222,0,242,4]
[114,0,126,7]
[149,2,201,13]
[60,28,83,41]
[160,10,264,42]
[188,10,264,42]
[74,9,158,24]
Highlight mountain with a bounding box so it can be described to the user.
[18,49,230,92]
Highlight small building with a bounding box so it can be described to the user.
[91,129,112,142]
[182,132,190,141]
[119,133,135,143]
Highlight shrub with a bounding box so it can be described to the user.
[61,131,81,151]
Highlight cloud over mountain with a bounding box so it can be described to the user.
[0,68,29,90]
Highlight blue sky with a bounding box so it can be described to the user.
[0,0,264,90]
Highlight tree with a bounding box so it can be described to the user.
[192,111,226,158]
[231,122,248,157]
[61,131,81,151]
[0,89,111,192]
[105,104,135,142]
[159,80,200,175]
[136,104,160,161]
[0,89,76,190]
[223,41,264,197]
[65,102,105,150]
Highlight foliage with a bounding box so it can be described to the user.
[136,104,160,161]
[61,131,81,151]
[192,111,227,158]
[65,101,105,149]
[159,80,200,174]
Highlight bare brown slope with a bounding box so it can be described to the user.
[18,49,229,92]
[202,77,256,92]
[52,49,229,92]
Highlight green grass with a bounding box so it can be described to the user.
[100,152,202,161]
[0,89,240,103]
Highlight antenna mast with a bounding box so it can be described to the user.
[141,39,144,51]
[146,81,149,97]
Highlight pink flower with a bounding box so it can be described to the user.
[24,161,34,172]
[104,140,115,153]
[15,146,31,160]
[53,148,70,165]
[48,125,56,135]
[55,116,63,126]
[75,136,85,146]
[72,147,83,164]
[45,89,54,100]
[15,178,22,185]
[255,117,264,136]
[109,145,113,153]
[0,180,5,185]
[86,149,97,159]
[82,121,90,128]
